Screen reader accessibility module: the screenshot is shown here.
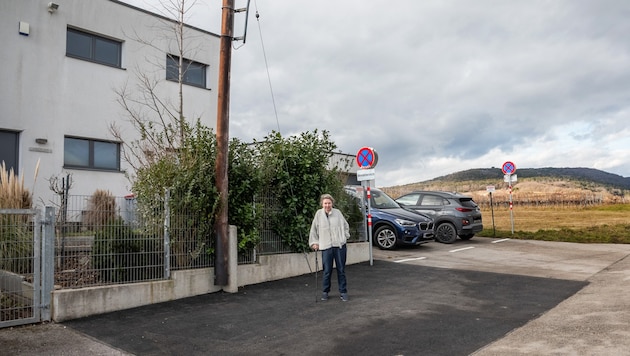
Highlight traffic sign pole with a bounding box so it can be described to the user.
[359,180,374,266]
[366,184,373,266]
[508,174,514,234]
[356,147,378,266]
[501,161,516,235]
[486,186,496,237]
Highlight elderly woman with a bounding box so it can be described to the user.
[309,193,351,302]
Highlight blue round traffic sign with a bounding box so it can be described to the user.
[356,147,377,169]
[502,161,516,175]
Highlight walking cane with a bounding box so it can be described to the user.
[315,249,319,303]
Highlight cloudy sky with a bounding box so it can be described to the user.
[124,0,630,187]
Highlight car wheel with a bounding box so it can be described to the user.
[435,223,457,244]
[374,226,397,250]
[459,234,474,240]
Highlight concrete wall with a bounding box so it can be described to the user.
[51,242,370,321]
[237,243,369,287]
[0,270,34,305]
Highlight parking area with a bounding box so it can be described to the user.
[373,236,630,281]
[2,237,630,355]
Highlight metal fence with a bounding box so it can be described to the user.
[2,187,365,327]
[51,191,220,289]
[0,208,52,328]
[42,188,363,290]
[50,190,277,289]
[255,191,294,255]
[255,188,366,255]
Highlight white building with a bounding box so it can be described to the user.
[0,0,220,205]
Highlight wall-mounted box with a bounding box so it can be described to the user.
[19,21,30,36]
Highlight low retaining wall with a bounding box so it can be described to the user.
[51,239,370,321]
[237,242,369,287]
[0,270,34,304]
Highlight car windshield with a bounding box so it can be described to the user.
[370,190,400,209]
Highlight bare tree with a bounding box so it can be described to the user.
[111,0,207,172]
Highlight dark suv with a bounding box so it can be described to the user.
[395,191,483,244]
[344,185,434,250]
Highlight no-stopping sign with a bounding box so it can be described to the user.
[356,147,378,169]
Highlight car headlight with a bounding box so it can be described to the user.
[395,218,416,227]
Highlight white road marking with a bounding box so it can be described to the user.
[492,238,511,244]
[449,247,475,253]
[394,257,427,263]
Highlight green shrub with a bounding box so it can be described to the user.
[131,124,353,256]
[133,122,264,263]
[256,130,348,252]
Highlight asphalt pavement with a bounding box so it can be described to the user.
[2,239,630,355]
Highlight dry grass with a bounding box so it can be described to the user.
[1,161,36,274]
[84,189,117,228]
[482,204,630,232]
[479,204,630,243]
[0,161,32,209]
[0,159,38,209]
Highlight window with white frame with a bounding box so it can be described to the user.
[166,55,207,88]
[66,27,122,68]
[64,137,120,171]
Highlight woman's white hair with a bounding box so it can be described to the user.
[320,193,335,205]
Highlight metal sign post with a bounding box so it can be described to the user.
[501,162,517,235]
[358,177,374,266]
[356,147,378,266]
[508,174,514,234]
[486,185,496,237]
[365,182,373,266]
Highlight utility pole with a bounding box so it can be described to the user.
[214,0,235,286]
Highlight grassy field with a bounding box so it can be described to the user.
[477,203,630,243]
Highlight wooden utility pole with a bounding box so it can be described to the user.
[214,0,234,286]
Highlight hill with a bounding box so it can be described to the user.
[428,167,630,188]
[381,167,630,205]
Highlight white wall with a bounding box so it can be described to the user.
[0,0,220,205]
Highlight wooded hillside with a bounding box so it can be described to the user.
[381,167,630,206]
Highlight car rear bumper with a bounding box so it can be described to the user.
[461,224,483,235]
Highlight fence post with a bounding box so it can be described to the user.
[41,206,55,321]
[224,225,238,293]
[163,189,171,279]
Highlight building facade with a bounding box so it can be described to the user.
[0,0,220,205]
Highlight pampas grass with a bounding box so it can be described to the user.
[1,160,36,274]
[0,161,32,209]
[84,189,117,229]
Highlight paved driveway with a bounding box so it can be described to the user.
[2,237,630,355]
[372,236,629,281]
[62,261,585,355]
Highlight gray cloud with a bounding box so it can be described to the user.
[127,0,630,186]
